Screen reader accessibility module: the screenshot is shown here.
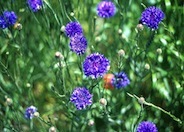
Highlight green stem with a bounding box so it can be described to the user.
[127,92,183,125]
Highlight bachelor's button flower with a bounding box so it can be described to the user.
[65,22,83,37]
[83,53,110,79]
[70,87,92,110]
[25,106,37,119]
[3,11,17,26]
[69,33,87,55]
[112,71,130,89]
[0,16,7,29]
[0,11,17,29]
[97,1,116,18]
[27,0,43,12]
[139,6,165,30]
[136,121,158,132]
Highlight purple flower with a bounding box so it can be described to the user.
[139,6,164,30]
[27,0,43,12]
[97,1,116,18]
[65,22,83,37]
[70,87,92,110]
[0,11,17,29]
[83,53,110,79]
[136,121,158,132]
[0,16,7,29]
[25,106,37,119]
[69,33,87,55]
[112,71,130,89]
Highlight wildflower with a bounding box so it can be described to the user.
[27,0,43,12]
[112,71,130,89]
[136,121,158,132]
[25,106,37,119]
[0,16,7,29]
[139,6,164,30]
[0,11,17,29]
[103,73,114,89]
[65,21,83,37]
[69,33,87,55]
[70,87,92,110]
[83,53,110,79]
[97,1,116,18]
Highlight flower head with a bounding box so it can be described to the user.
[136,121,158,132]
[25,106,37,119]
[3,11,17,26]
[65,22,83,37]
[27,0,43,12]
[97,1,116,18]
[83,53,110,79]
[0,16,7,29]
[70,87,92,110]
[112,71,130,89]
[69,33,87,55]
[0,11,17,29]
[139,6,164,30]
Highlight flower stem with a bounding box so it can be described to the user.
[127,92,183,125]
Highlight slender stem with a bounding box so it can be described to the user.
[127,92,183,125]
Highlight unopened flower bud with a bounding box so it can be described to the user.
[99,98,107,106]
[88,120,94,126]
[70,12,74,17]
[136,24,144,31]
[118,49,125,56]
[145,63,150,70]
[118,29,122,34]
[95,36,101,42]
[55,51,64,60]
[138,97,145,105]
[34,112,40,117]
[49,126,57,132]
[26,83,31,88]
[15,23,22,30]
[6,98,13,106]
[60,26,65,32]
[156,48,162,54]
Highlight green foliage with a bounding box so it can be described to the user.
[0,0,183,131]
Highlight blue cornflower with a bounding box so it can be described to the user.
[0,11,17,29]
[69,33,87,55]
[27,0,43,12]
[70,87,92,110]
[83,53,110,79]
[136,121,158,132]
[112,71,130,89]
[25,106,37,119]
[139,6,165,30]
[65,21,83,37]
[0,16,7,29]
[97,1,116,18]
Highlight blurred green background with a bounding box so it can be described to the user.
[0,0,183,131]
